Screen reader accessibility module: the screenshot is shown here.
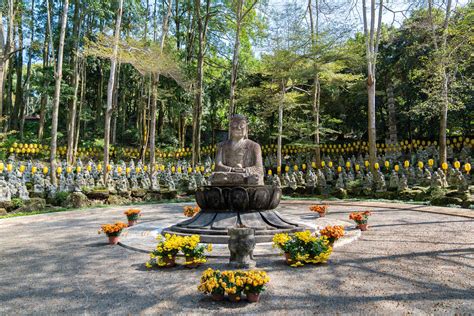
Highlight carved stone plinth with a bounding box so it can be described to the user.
[228,227,256,269]
[195,185,281,211]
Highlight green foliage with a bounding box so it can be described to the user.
[54,192,70,207]
[11,198,24,209]
[5,0,471,157]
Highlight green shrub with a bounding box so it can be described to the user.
[11,198,24,209]
[54,192,70,206]
[346,179,362,190]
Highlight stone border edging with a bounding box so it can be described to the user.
[282,200,474,219]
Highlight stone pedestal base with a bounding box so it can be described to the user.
[163,185,310,244]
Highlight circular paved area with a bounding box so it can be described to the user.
[120,210,360,256]
[0,200,473,314]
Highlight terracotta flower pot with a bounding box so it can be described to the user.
[246,292,260,303]
[284,252,293,265]
[318,212,326,217]
[228,293,241,302]
[108,235,119,245]
[185,257,200,269]
[211,293,225,301]
[161,255,176,268]
[128,219,138,227]
[357,223,368,231]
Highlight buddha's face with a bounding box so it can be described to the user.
[230,119,247,141]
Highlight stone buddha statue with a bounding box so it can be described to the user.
[211,114,264,185]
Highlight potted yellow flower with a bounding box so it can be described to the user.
[198,269,270,303]
[220,270,245,302]
[242,270,270,303]
[198,268,225,301]
[99,222,128,245]
[145,234,184,268]
[124,209,141,226]
[272,231,333,267]
[181,235,212,268]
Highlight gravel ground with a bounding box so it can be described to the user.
[0,201,473,315]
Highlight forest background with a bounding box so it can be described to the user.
[0,0,471,169]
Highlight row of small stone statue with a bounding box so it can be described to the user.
[266,163,470,193]
[0,158,213,202]
[263,144,471,170]
[0,156,471,202]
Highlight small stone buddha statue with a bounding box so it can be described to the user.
[211,114,264,185]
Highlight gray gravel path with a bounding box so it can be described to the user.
[0,201,473,315]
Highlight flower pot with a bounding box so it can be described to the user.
[357,223,368,231]
[318,212,326,217]
[228,293,241,302]
[185,257,201,269]
[211,293,225,301]
[161,256,176,268]
[128,219,138,227]
[284,252,293,265]
[108,235,119,245]
[246,292,260,303]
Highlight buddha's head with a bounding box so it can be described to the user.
[229,114,248,141]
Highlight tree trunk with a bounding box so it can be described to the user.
[439,68,449,164]
[386,81,397,144]
[74,60,86,157]
[192,0,211,167]
[277,80,284,169]
[96,61,103,134]
[179,111,186,148]
[0,60,4,128]
[2,0,14,133]
[228,0,243,119]
[367,71,377,166]
[313,76,321,167]
[39,0,53,141]
[13,15,23,132]
[50,0,69,184]
[104,0,123,182]
[5,55,13,132]
[0,0,14,131]
[140,81,150,163]
[308,0,321,167]
[20,0,35,140]
[149,76,157,168]
[66,0,81,164]
[362,0,383,170]
[149,0,173,170]
[428,0,452,165]
[111,62,120,145]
